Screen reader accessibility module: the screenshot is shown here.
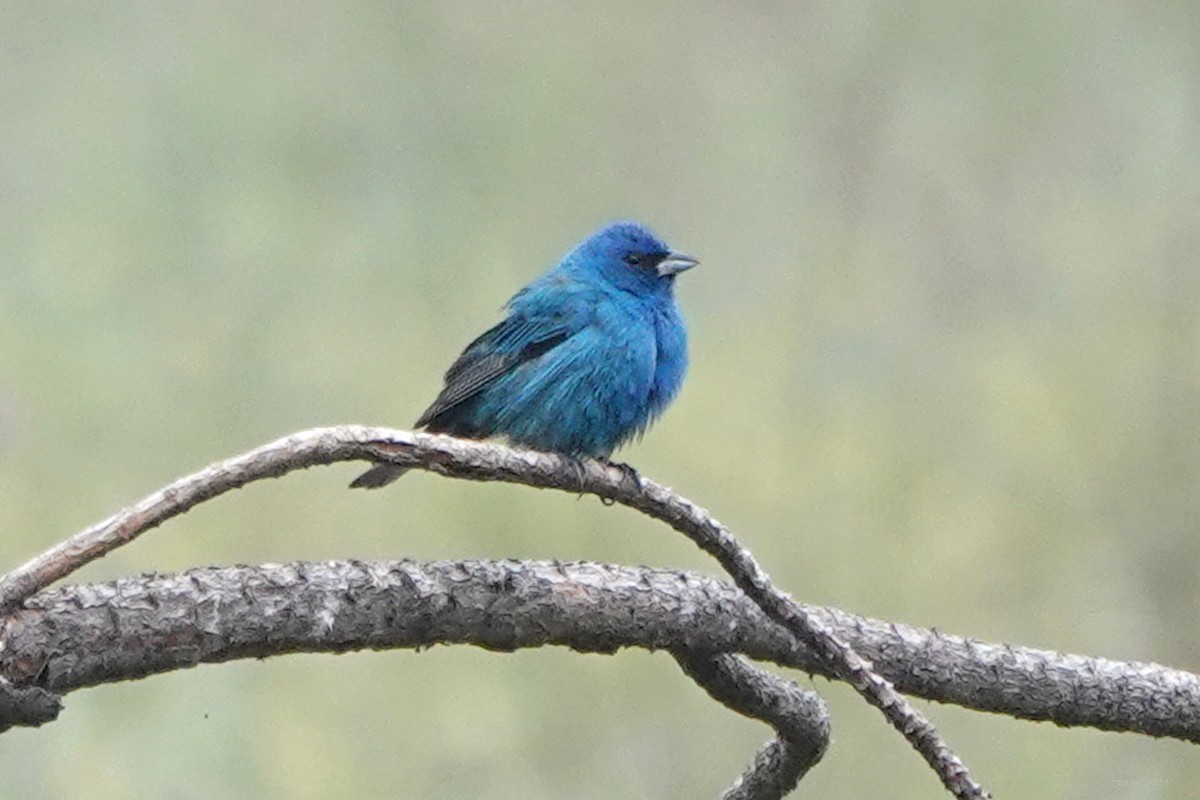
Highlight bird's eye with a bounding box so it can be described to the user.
[623,252,644,266]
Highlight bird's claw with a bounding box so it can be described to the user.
[598,457,642,492]
[567,456,589,495]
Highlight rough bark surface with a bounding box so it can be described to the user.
[0,426,989,797]
[675,651,830,799]
[5,427,1195,796]
[2,559,1196,743]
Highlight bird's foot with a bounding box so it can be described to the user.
[565,456,590,496]
[597,457,642,492]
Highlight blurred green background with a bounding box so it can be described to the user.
[2,1,1198,797]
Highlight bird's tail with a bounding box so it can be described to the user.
[349,463,410,489]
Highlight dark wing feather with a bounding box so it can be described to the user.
[415,316,571,428]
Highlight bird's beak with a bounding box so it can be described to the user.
[657,252,699,277]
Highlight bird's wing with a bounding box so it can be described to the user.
[415,314,574,428]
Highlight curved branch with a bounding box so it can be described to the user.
[674,651,830,799]
[0,426,986,796]
[2,559,1197,744]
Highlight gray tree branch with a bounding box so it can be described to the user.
[0,425,986,797]
[2,560,1197,742]
[674,651,830,799]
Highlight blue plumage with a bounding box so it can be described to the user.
[351,221,696,488]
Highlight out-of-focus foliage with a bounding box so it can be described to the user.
[2,2,1198,797]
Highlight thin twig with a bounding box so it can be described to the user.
[0,426,988,797]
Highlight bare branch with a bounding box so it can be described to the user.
[675,651,830,799]
[0,679,60,733]
[0,426,988,795]
[3,559,1197,745]
[0,426,384,613]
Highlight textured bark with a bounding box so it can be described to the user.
[0,680,60,732]
[1,559,1197,745]
[675,651,830,799]
[0,426,987,798]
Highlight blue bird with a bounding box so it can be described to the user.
[351,221,696,488]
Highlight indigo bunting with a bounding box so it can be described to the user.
[351,221,696,489]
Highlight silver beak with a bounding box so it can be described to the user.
[657,252,699,277]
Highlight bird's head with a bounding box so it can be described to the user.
[568,221,697,296]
